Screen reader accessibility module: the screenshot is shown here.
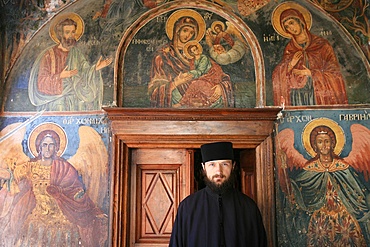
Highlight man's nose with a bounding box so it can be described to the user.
[215,163,223,173]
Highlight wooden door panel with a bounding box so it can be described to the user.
[130,149,191,246]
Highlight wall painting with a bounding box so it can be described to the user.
[275,108,370,246]
[0,114,110,246]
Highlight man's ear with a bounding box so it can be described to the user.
[201,163,205,170]
[232,161,236,169]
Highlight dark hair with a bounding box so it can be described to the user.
[309,125,336,151]
[35,130,60,155]
[187,44,197,56]
[214,24,223,31]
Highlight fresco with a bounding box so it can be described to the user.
[2,0,369,111]
[119,7,258,108]
[0,114,110,246]
[275,109,370,246]
[271,2,348,106]
[28,12,112,111]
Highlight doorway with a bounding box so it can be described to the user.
[104,107,280,247]
[128,147,258,246]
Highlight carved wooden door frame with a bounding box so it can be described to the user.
[104,108,281,247]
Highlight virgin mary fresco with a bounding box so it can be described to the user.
[271,2,348,106]
[148,9,234,108]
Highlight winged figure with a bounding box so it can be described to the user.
[0,122,108,247]
[205,21,247,65]
[275,122,370,246]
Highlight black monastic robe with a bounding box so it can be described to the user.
[169,186,267,247]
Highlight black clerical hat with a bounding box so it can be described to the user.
[200,142,234,163]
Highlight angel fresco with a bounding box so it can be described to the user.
[205,20,247,65]
[148,9,234,108]
[0,122,108,246]
[271,2,348,106]
[276,118,370,246]
[28,12,112,112]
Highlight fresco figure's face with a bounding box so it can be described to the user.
[314,133,333,155]
[203,159,233,186]
[214,25,222,33]
[190,45,200,56]
[178,25,195,44]
[283,18,302,36]
[61,24,77,49]
[40,136,57,160]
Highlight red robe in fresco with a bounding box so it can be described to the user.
[272,32,348,106]
[148,43,234,108]
[0,157,107,247]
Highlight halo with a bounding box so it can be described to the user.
[302,118,345,157]
[271,2,312,39]
[49,12,84,44]
[165,9,206,42]
[211,21,225,32]
[183,40,203,59]
[28,122,67,158]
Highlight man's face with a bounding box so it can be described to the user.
[202,159,234,186]
[40,136,56,160]
[61,24,77,49]
[314,133,333,155]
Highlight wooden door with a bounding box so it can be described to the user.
[130,148,192,246]
[105,108,280,247]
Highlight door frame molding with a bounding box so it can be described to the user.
[104,108,281,247]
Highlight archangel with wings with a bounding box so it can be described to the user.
[205,20,247,65]
[0,122,109,246]
[276,117,370,246]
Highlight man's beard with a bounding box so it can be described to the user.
[61,37,76,50]
[203,170,236,194]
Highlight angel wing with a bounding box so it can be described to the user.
[68,126,108,208]
[0,122,29,170]
[344,124,370,181]
[225,21,245,45]
[0,123,29,217]
[275,128,307,194]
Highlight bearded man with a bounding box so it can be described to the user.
[169,142,267,247]
[28,13,112,111]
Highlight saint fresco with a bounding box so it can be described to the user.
[0,121,109,246]
[275,115,370,246]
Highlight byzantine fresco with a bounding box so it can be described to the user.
[119,7,258,108]
[0,0,369,246]
[275,109,370,246]
[1,0,369,111]
[0,114,110,246]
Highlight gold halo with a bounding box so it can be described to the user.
[211,21,225,32]
[302,118,345,157]
[49,12,84,44]
[183,40,203,59]
[165,9,206,42]
[28,122,67,158]
[271,2,312,39]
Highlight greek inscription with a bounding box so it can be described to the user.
[285,115,312,123]
[63,117,75,125]
[156,16,167,23]
[263,33,281,42]
[339,113,370,121]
